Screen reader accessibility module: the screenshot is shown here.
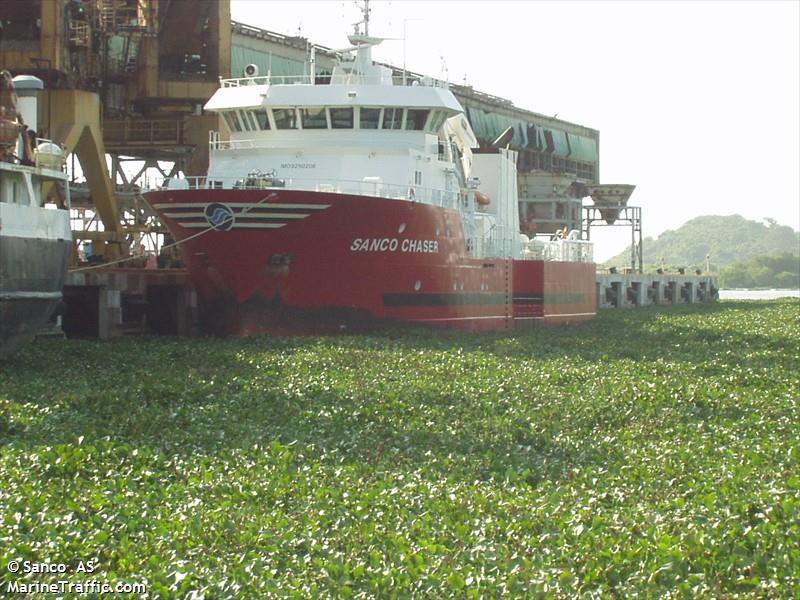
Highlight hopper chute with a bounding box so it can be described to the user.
[586,184,636,224]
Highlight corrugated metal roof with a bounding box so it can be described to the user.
[567,134,598,162]
[551,130,569,157]
[462,106,597,165]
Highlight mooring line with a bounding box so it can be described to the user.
[69,192,278,273]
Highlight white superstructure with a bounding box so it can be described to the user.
[184,2,591,264]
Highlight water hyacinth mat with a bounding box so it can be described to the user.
[1,299,798,598]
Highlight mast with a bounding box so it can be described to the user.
[351,1,370,37]
[344,0,384,83]
[362,0,370,36]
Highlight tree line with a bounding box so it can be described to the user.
[717,253,799,289]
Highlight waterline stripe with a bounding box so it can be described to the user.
[412,315,507,322]
[384,292,511,307]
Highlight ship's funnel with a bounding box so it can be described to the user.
[586,184,636,224]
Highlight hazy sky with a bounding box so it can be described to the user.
[231,0,800,260]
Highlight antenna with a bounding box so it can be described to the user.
[353,0,370,35]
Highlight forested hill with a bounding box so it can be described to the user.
[604,215,799,269]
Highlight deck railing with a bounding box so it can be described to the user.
[158,174,460,210]
[463,236,593,263]
[155,174,593,263]
[523,238,594,263]
[220,74,449,89]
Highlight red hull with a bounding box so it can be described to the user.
[144,189,596,334]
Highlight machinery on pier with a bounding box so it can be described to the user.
[582,184,642,273]
[0,0,230,260]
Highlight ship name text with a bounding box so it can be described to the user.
[350,238,439,253]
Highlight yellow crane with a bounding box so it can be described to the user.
[0,0,230,261]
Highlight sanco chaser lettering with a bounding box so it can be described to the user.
[350,238,438,253]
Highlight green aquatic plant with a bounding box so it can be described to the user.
[1,300,798,597]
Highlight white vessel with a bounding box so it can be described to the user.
[0,71,71,357]
[145,3,596,334]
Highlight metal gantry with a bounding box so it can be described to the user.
[582,205,643,273]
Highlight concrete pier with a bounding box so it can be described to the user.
[63,268,197,338]
[596,272,718,309]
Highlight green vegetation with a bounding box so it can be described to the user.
[717,253,800,290]
[2,301,799,597]
[605,215,799,271]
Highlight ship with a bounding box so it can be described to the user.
[0,72,71,357]
[144,4,596,335]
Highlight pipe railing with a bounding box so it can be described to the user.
[158,174,461,209]
[523,238,594,263]
[220,74,448,89]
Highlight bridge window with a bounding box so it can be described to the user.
[222,111,242,133]
[382,108,403,130]
[428,110,447,133]
[359,107,381,129]
[253,109,270,130]
[329,107,353,129]
[301,107,328,129]
[405,109,429,131]
[273,108,298,129]
[238,110,258,132]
